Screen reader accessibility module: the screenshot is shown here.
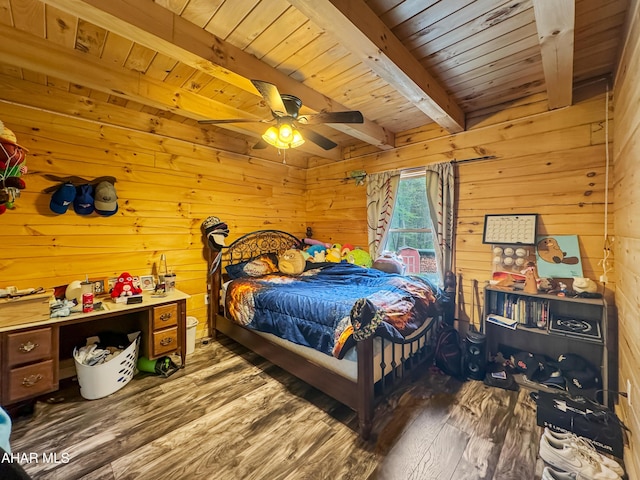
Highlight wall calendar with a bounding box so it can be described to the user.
[482,214,538,245]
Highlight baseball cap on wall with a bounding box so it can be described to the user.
[94,181,118,216]
[73,184,95,215]
[50,183,77,214]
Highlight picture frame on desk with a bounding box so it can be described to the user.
[89,278,108,296]
[107,277,118,295]
[139,275,155,291]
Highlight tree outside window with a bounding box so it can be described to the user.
[384,173,438,281]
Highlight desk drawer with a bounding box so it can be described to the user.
[152,327,178,357]
[7,359,56,403]
[6,328,53,366]
[153,304,178,330]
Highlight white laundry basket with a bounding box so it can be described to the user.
[186,316,198,355]
[74,331,141,400]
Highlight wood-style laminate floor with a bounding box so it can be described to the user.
[9,336,546,480]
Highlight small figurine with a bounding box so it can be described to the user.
[557,282,567,297]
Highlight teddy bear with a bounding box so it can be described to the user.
[111,272,142,298]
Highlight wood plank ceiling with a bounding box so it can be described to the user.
[0,0,630,162]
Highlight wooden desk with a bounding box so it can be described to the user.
[0,290,190,406]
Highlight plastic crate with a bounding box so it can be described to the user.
[74,331,140,400]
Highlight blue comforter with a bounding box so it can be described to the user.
[225,263,443,358]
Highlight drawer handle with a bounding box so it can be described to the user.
[159,312,173,321]
[19,341,39,353]
[160,337,174,346]
[22,374,43,387]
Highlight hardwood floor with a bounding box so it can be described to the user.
[8,336,546,479]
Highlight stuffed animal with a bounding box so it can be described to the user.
[278,249,306,275]
[303,238,331,248]
[346,248,372,268]
[341,243,354,259]
[111,272,142,298]
[312,250,326,262]
[326,244,342,262]
[306,244,326,260]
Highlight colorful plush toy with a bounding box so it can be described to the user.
[346,248,372,268]
[325,243,342,262]
[111,272,143,298]
[341,243,354,259]
[306,244,326,259]
[303,238,331,248]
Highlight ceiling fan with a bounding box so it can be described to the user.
[198,80,364,150]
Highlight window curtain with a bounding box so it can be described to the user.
[425,162,455,284]
[366,171,400,260]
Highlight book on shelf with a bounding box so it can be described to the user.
[486,314,519,330]
[487,292,550,329]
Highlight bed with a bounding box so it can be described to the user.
[207,230,454,439]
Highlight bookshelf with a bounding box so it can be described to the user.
[483,286,612,405]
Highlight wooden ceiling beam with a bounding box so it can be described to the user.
[0,23,341,161]
[40,0,395,150]
[533,0,575,109]
[288,0,465,134]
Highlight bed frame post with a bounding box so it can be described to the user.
[207,249,222,338]
[356,335,374,440]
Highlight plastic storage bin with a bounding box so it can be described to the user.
[74,331,141,400]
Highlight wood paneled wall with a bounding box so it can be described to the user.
[613,0,640,476]
[306,82,620,440]
[0,93,306,340]
[307,85,613,324]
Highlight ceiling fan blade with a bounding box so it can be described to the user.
[251,80,288,117]
[252,139,268,149]
[297,111,364,125]
[198,118,269,125]
[301,129,338,150]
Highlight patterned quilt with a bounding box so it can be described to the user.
[225,262,443,358]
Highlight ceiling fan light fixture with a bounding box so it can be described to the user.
[262,122,305,149]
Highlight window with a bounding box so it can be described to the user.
[384,171,439,281]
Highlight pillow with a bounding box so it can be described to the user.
[225,253,279,279]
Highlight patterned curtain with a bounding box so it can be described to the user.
[366,171,400,260]
[425,162,455,284]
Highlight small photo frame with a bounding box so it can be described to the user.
[139,275,155,291]
[89,278,107,296]
[107,277,118,294]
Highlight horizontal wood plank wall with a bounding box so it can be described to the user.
[306,84,614,353]
[612,0,640,476]
[0,93,306,340]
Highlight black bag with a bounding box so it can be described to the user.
[434,324,464,379]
